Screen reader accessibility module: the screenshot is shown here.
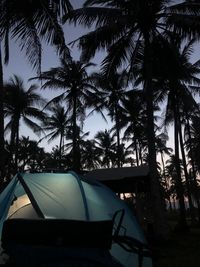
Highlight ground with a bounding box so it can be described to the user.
[154,225,200,267]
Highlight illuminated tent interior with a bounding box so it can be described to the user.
[0,172,152,267]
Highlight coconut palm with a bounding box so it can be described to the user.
[79,139,101,170]
[64,126,90,170]
[0,0,72,71]
[0,1,72,180]
[17,136,47,172]
[94,129,116,168]
[4,75,46,172]
[40,104,70,170]
[165,155,184,212]
[133,37,200,226]
[33,58,97,171]
[121,90,147,166]
[91,71,128,167]
[158,39,200,226]
[64,0,200,237]
[155,133,173,176]
[185,115,200,173]
[185,114,200,221]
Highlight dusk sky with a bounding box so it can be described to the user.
[2,0,200,154]
[3,1,112,152]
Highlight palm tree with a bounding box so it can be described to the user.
[80,139,101,170]
[158,39,200,226]
[4,75,46,172]
[43,146,66,171]
[95,129,116,168]
[91,71,128,167]
[17,136,46,172]
[64,126,90,170]
[121,90,147,166]
[0,0,72,182]
[156,133,173,175]
[185,114,200,222]
[155,133,173,211]
[64,0,200,237]
[40,104,70,169]
[165,155,184,212]
[185,115,200,172]
[0,0,72,71]
[33,58,97,171]
[0,47,4,183]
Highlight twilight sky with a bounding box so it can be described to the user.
[3,1,111,152]
[2,0,200,154]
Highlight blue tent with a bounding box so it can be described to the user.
[0,172,152,266]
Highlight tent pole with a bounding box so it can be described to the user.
[17,173,45,219]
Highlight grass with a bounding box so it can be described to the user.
[153,226,200,267]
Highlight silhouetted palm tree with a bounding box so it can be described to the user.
[4,75,46,172]
[40,104,70,169]
[185,114,200,221]
[121,90,147,166]
[0,1,72,179]
[91,71,128,167]
[64,126,90,170]
[18,136,46,172]
[95,129,116,168]
[64,0,200,237]
[80,139,101,170]
[33,58,96,171]
[0,0,72,70]
[161,39,200,226]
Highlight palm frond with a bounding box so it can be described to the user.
[23,117,44,136]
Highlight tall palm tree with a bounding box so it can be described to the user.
[17,136,46,172]
[95,129,116,168]
[64,126,90,170]
[121,90,147,166]
[33,58,97,171]
[0,0,72,71]
[91,71,128,167]
[185,114,200,221]
[165,155,184,211]
[159,39,200,226]
[134,37,200,226]
[0,47,4,183]
[80,139,101,170]
[64,0,200,237]
[155,133,173,211]
[0,0,72,182]
[4,75,46,172]
[40,104,70,169]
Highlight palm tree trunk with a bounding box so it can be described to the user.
[14,120,20,172]
[178,114,196,224]
[161,152,172,212]
[173,100,187,230]
[139,142,143,165]
[0,44,5,188]
[9,121,16,171]
[134,135,139,166]
[72,88,80,172]
[144,41,169,239]
[172,195,176,210]
[115,105,121,168]
[185,115,200,223]
[59,132,63,170]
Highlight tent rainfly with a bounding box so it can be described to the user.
[0,172,152,267]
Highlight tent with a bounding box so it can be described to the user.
[0,172,152,267]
